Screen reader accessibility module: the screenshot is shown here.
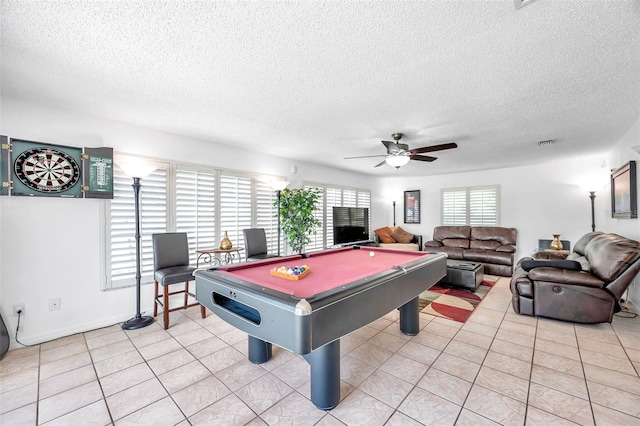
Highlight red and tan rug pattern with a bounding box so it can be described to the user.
[419,275,499,323]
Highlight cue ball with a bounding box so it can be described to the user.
[369,251,375,257]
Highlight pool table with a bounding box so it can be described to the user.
[194,246,446,409]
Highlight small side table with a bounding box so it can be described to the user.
[197,247,244,267]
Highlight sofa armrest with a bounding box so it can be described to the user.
[497,244,516,253]
[424,240,442,248]
[521,259,582,272]
[528,268,605,288]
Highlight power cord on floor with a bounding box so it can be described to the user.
[615,308,638,319]
[14,310,34,347]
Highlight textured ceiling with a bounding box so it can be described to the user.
[2,1,639,176]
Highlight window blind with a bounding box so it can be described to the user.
[318,185,371,248]
[304,184,325,252]
[108,165,167,288]
[219,174,252,250]
[175,168,216,265]
[469,186,498,226]
[442,185,499,226]
[256,180,278,254]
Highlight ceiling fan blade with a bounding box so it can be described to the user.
[374,159,387,167]
[343,154,388,159]
[411,142,458,155]
[381,140,405,154]
[410,154,437,162]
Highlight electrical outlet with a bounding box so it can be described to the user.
[13,303,25,316]
[49,298,61,311]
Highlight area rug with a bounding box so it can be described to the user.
[419,275,499,323]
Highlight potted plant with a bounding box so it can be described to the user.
[276,187,322,254]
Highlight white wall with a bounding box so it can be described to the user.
[0,97,372,347]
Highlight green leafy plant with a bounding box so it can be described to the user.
[276,187,322,254]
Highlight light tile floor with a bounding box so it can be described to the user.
[1,278,640,425]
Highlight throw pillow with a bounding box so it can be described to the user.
[391,226,414,244]
[374,227,397,244]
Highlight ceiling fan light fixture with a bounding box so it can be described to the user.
[386,155,410,168]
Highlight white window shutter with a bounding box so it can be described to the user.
[220,174,252,250]
[469,186,498,226]
[109,165,167,288]
[256,180,278,254]
[442,186,499,226]
[176,168,217,265]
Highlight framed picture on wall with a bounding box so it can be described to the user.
[611,160,637,219]
[404,190,420,224]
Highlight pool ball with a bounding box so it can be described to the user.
[369,251,375,257]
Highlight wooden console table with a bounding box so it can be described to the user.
[196,247,244,267]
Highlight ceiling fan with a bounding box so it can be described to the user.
[344,133,458,169]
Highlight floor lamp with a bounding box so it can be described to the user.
[589,191,596,232]
[119,158,157,331]
[392,201,396,226]
[272,180,290,256]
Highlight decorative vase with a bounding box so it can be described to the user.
[550,234,563,251]
[220,231,232,250]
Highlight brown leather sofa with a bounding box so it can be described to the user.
[424,226,517,276]
[510,232,640,324]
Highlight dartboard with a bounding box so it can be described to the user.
[14,147,81,193]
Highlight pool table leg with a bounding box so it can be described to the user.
[248,336,272,364]
[399,296,420,335]
[303,340,341,410]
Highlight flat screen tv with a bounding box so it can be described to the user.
[332,207,370,245]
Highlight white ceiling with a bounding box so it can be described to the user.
[2,1,639,177]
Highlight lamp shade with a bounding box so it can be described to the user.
[386,155,410,168]
[116,155,158,178]
[271,180,290,191]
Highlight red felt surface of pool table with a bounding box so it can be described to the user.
[217,247,432,298]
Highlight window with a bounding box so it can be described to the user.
[105,155,371,289]
[255,180,278,254]
[105,154,283,289]
[175,168,216,265]
[219,174,252,252]
[304,184,326,253]
[108,164,168,289]
[441,185,499,226]
[302,183,371,252]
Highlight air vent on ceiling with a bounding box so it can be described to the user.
[514,0,537,10]
[537,139,555,147]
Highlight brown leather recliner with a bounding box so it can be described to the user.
[511,232,640,323]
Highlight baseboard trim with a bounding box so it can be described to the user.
[7,311,145,351]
